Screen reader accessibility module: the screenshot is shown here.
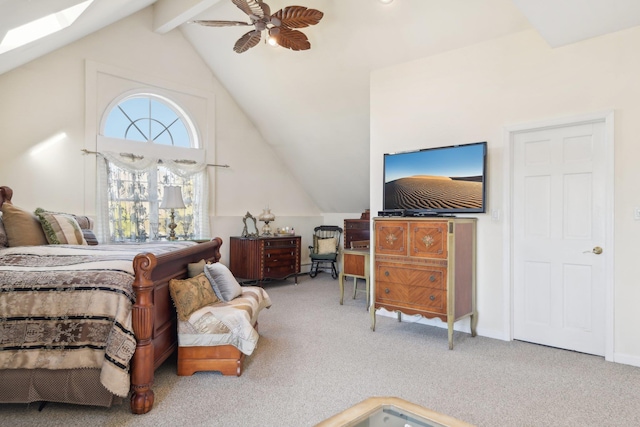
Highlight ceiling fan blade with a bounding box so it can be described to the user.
[273,27,311,51]
[260,2,271,17]
[232,0,268,18]
[234,30,262,53]
[272,6,323,29]
[191,20,251,27]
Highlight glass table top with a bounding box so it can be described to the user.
[315,397,474,427]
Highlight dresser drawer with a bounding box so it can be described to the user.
[264,238,298,248]
[376,264,446,290]
[409,222,448,259]
[345,220,369,230]
[375,221,408,256]
[375,282,446,313]
[264,264,297,278]
[264,248,296,266]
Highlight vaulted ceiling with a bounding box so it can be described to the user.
[2,0,640,213]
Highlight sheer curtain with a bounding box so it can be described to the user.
[96,152,209,243]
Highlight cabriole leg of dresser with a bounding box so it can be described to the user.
[371,308,376,331]
[470,312,478,337]
[448,318,454,350]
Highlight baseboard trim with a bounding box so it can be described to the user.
[612,352,640,367]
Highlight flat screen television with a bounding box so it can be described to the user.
[383,141,487,215]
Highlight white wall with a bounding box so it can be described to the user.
[370,27,640,365]
[0,7,321,263]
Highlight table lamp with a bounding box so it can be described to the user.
[258,207,275,236]
[160,185,185,240]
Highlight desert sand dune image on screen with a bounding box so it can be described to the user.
[385,175,483,210]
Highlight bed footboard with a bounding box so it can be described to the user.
[130,238,222,414]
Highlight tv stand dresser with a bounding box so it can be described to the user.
[371,217,477,349]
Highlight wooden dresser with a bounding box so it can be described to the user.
[372,217,477,349]
[343,219,370,249]
[229,236,301,284]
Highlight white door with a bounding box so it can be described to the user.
[512,121,606,356]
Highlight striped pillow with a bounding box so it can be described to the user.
[35,208,87,245]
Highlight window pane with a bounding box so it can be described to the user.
[103,95,196,147]
[125,119,150,142]
[104,109,130,139]
[151,120,173,145]
[168,121,190,147]
[119,98,150,140]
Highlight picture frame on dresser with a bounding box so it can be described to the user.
[241,212,259,238]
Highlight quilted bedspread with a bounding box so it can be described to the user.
[0,242,195,397]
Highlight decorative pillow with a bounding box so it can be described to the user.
[71,214,93,230]
[35,208,87,245]
[0,214,7,247]
[169,273,220,321]
[203,263,243,302]
[81,229,99,246]
[0,203,48,247]
[188,259,208,278]
[317,237,337,255]
[72,214,99,245]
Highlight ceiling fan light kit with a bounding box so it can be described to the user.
[192,0,324,53]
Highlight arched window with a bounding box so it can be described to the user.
[103,94,198,148]
[96,93,208,243]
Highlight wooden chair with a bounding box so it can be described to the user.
[309,225,343,279]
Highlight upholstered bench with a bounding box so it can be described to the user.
[169,262,271,377]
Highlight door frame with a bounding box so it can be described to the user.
[502,110,615,361]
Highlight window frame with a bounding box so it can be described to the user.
[98,90,205,164]
[97,90,207,242]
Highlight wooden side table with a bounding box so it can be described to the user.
[339,247,370,309]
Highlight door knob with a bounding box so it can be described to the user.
[583,246,603,255]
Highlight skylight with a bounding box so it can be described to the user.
[0,0,94,55]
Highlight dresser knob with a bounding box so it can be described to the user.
[429,295,435,301]
[429,275,435,282]
[385,288,390,294]
[384,271,390,277]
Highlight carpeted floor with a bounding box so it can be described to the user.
[2,273,640,426]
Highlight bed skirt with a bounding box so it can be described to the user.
[0,369,122,407]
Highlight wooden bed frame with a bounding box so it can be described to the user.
[0,186,222,414]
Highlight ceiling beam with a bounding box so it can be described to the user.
[153,0,222,34]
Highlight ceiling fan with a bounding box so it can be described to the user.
[191,0,324,53]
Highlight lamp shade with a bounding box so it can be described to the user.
[160,186,185,209]
[258,208,275,222]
